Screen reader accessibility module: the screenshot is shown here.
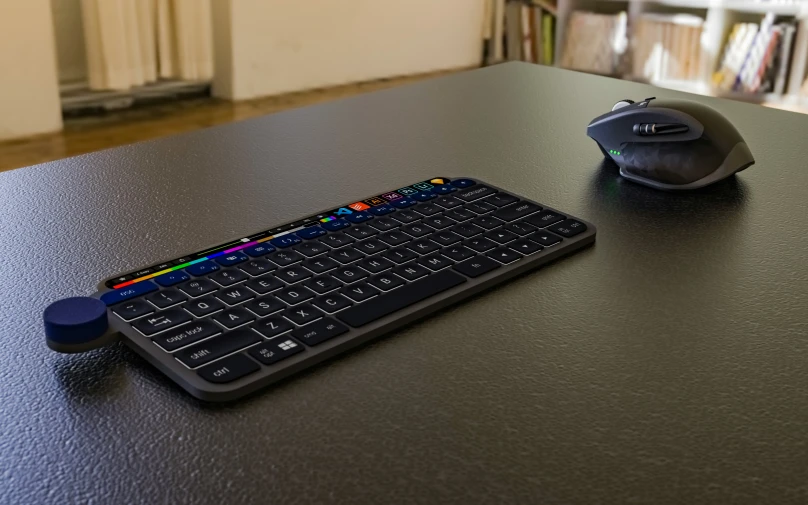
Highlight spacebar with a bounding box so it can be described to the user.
[336,269,467,327]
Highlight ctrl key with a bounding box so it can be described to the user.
[197,354,260,384]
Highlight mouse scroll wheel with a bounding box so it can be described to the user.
[611,99,635,111]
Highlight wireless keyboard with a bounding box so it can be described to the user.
[82,177,596,401]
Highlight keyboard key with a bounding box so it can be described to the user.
[321,218,350,231]
[175,329,261,368]
[295,241,329,257]
[506,221,538,236]
[249,338,304,365]
[101,280,158,306]
[240,259,277,276]
[344,225,378,240]
[368,204,395,216]
[253,317,294,338]
[414,203,442,217]
[422,215,456,229]
[419,254,453,271]
[275,285,316,305]
[524,210,565,227]
[492,201,541,221]
[354,238,388,255]
[146,289,188,309]
[509,238,543,255]
[431,230,463,246]
[341,282,381,302]
[401,223,434,238]
[368,217,399,232]
[292,318,349,346]
[244,275,284,294]
[484,228,518,244]
[393,262,430,281]
[197,354,260,384]
[244,296,285,317]
[487,247,522,264]
[213,307,256,329]
[453,256,501,278]
[312,293,352,313]
[215,285,256,306]
[456,185,497,202]
[473,215,505,230]
[331,265,369,284]
[383,247,418,264]
[283,303,323,325]
[389,197,416,208]
[179,279,218,297]
[358,256,394,273]
[529,231,563,247]
[275,265,313,284]
[345,211,373,224]
[296,226,326,240]
[329,246,364,264]
[450,178,476,188]
[391,210,422,224]
[430,184,456,195]
[453,222,485,238]
[270,235,302,248]
[485,193,519,207]
[407,238,441,255]
[337,269,466,327]
[185,260,220,276]
[184,296,225,317]
[379,230,412,247]
[444,207,475,221]
[154,270,190,287]
[216,252,249,267]
[243,243,275,257]
[210,269,248,287]
[305,275,343,294]
[320,232,354,248]
[465,201,497,214]
[547,219,587,237]
[133,308,192,336]
[367,272,405,291]
[154,320,221,352]
[442,245,475,261]
[411,191,436,202]
[464,236,498,253]
[302,256,339,274]
[434,196,463,209]
[113,300,153,320]
[267,250,304,267]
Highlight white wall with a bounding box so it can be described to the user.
[0,2,63,140]
[50,0,87,84]
[213,0,486,100]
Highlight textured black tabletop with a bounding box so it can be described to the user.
[2,63,807,504]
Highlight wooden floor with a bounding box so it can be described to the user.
[0,69,461,174]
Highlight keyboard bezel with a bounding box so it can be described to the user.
[93,177,596,401]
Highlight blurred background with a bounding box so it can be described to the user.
[1,0,806,173]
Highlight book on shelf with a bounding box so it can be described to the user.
[486,0,554,65]
[558,10,627,76]
[631,14,704,84]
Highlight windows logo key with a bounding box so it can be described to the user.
[278,340,298,351]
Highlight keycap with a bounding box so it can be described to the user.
[422,215,456,229]
[302,256,339,274]
[175,329,261,368]
[492,201,541,221]
[341,282,381,302]
[391,210,422,224]
[210,269,248,287]
[240,259,277,276]
[185,260,220,277]
[430,184,456,195]
[411,191,436,201]
[444,207,475,221]
[295,242,329,257]
[506,221,538,236]
[244,275,284,294]
[267,250,304,267]
[215,285,256,306]
[383,247,418,264]
[393,262,430,281]
[113,300,154,320]
[154,320,221,352]
[337,270,466,327]
[368,204,395,216]
[464,236,497,253]
[401,223,434,238]
[275,285,316,305]
[524,210,565,227]
[212,307,256,329]
[244,296,286,317]
[283,303,323,325]
[329,246,364,264]
[415,203,443,217]
[407,239,441,255]
[389,197,416,208]
[430,230,463,246]
[305,275,343,295]
[320,232,354,248]
[312,293,353,313]
[197,354,260,384]
[485,193,519,207]
[344,225,378,240]
[358,256,394,273]
[146,289,188,309]
[215,252,249,267]
[528,231,562,247]
[473,215,505,230]
[442,245,475,261]
[275,265,313,284]
[465,201,497,214]
[509,239,543,255]
[450,178,476,188]
[434,196,463,209]
[321,218,350,231]
[249,337,304,365]
[179,279,218,297]
[331,265,369,284]
[100,280,158,306]
[368,272,406,291]
[487,247,522,264]
[378,231,412,247]
[547,219,587,237]
[243,243,275,257]
[345,212,373,224]
[292,318,349,346]
[453,223,485,238]
[368,217,399,232]
[154,270,190,287]
[296,226,326,239]
[419,253,453,271]
[453,256,501,278]
[270,235,302,248]
[133,308,192,335]
[184,296,225,317]
[484,228,518,244]
[351,239,385,255]
[253,317,294,338]
[456,185,497,202]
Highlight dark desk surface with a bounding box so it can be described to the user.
[2,63,807,504]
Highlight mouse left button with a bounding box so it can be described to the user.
[44,297,117,353]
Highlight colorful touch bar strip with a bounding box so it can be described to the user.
[106,177,451,289]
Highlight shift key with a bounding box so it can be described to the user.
[174,329,261,368]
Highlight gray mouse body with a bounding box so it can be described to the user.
[586,97,755,190]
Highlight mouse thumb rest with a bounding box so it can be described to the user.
[44,297,121,353]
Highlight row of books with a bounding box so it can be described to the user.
[559,11,627,76]
[712,14,796,94]
[631,14,704,83]
[482,0,556,65]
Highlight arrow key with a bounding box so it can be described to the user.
[508,238,543,255]
[528,231,563,247]
[486,247,522,264]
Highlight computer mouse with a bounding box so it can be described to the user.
[586,97,755,190]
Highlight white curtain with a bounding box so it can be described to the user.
[81,0,213,90]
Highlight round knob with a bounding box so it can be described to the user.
[44,297,109,353]
[611,99,635,111]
